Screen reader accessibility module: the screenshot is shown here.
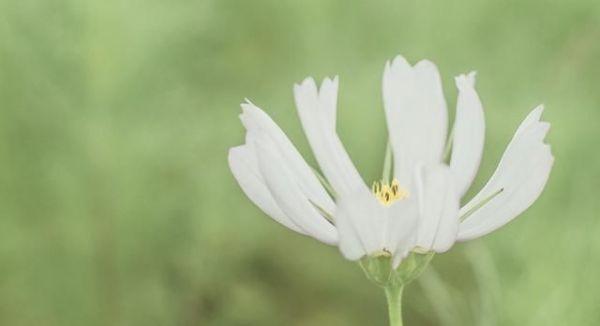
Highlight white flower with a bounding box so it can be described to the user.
[229,55,553,267]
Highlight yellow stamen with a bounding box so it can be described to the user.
[372,178,409,206]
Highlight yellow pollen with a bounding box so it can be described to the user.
[372,179,409,206]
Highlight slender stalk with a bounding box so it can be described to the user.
[311,166,337,198]
[442,127,454,163]
[384,284,404,326]
[459,188,504,222]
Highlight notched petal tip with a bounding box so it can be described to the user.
[414,59,443,86]
[384,55,412,78]
[414,59,437,70]
[324,75,339,83]
[319,75,339,90]
[515,105,550,138]
[383,59,392,72]
[383,55,413,82]
[294,76,317,90]
[539,121,551,133]
[537,114,552,140]
[239,102,262,129]
[390,54,410,68]
[455,71,477,89]
[240,99,259,115]
[240,98,258,111]
[534,103,545,112]
[386,55,441,76]
[530,104,546,121]
[293,77,319,103]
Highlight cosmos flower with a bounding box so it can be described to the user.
[228,55,553,267]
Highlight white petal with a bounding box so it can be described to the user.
[457,106,554,241]
[334,189,386,259]
[334,189,419,262]
[294,77,368,197]
[415,164,460,252]
[387,199,419,268]
[239,101,335,214]
[450,72,485,198]
[253,134,338,245]
[228,145,306,234]
[382,55,449,186]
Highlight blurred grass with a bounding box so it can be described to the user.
[0,0,599,325]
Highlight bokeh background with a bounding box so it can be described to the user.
[1,0,599,325]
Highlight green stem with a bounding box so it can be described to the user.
[384,284,404,326]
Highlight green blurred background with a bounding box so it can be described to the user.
[1,0,599,325]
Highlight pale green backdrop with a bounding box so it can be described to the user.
[0,0,599,325]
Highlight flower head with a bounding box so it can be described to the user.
[229,55,553,267]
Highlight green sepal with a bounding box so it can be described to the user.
[394,251,435,285]
[360,251,435,326]
[359,251,435,288]
[359,252,394,286]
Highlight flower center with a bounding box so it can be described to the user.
[372,179,409,206]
